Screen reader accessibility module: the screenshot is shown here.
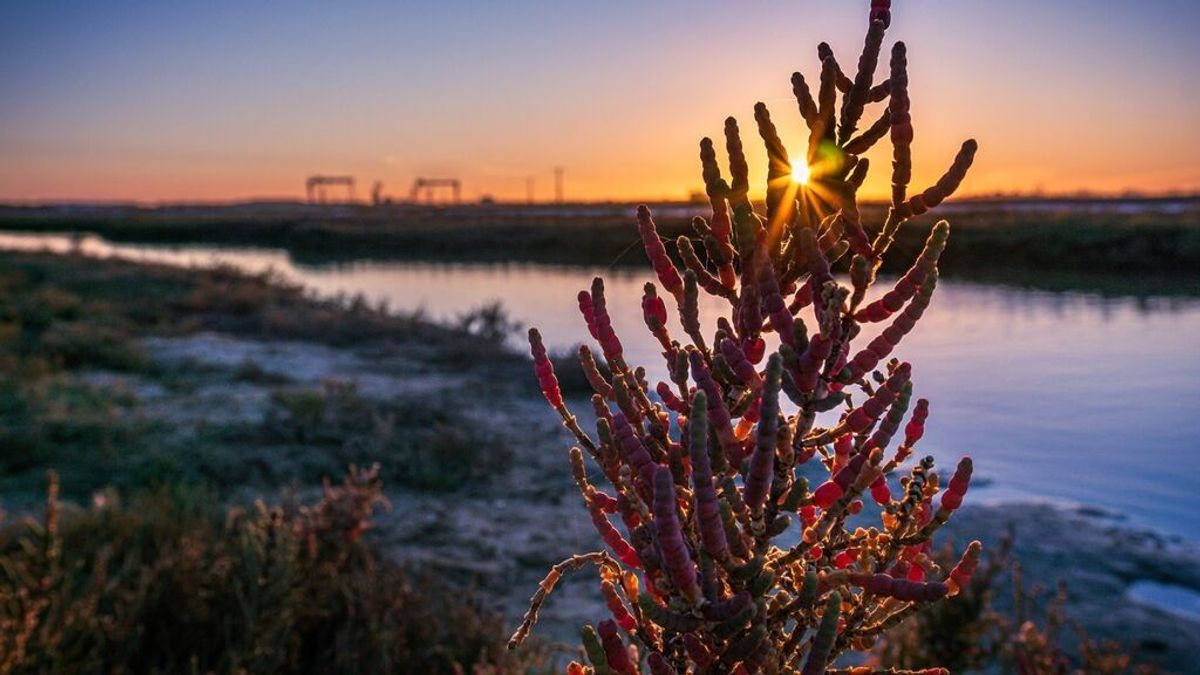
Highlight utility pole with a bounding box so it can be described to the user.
[554,166,564,204]
[526,176,535,204]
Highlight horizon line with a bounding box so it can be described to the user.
[4,191,1200,211]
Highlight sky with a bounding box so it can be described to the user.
[1,0,1198,204]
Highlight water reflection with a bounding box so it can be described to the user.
[3,232,1199,541]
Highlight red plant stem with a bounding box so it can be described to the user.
[725,117,751,206]
[702,591,751,621]
[758,256,797,350]
[866,381,912,452]
[837,3,887,143]
[652,466,702,604]
[578,291,599,340]
[719,338,762,391]
[896,140,978,219]
[889,42,912,208]
[641,283,672,350]
[597,619,636,675]
[579,345,613,399]
[688,391,731,563]
[656,382,688,414]
[795,333,833,394]
[737,261,764,343]
[948,540,983,595]
[871,0,892,27]
[743,355,783,512]
[637,205,684,300]
[809,57,838,164]
[813,450,869,508]
[939,456,973,511]
[790,277,815,314]
[689,350,742,469]
[870,475,892,505]
[698,138,739,291]
[601,580,638,632]
[528,328,563,409]
[612,412,656,495]
[818,42,853,93]
[843,107,892,155]
[848,572,948,602]
[846,272,938,380]
[854,221,948,323]
[845,363,911,434]
[678,236,732,299]
[791,71,818,126]
[587,496,642,569]
[834,432,853,472]
[841,211,875,259]
[680,271,707,352]
[590,277,625,367]
[754,101,793,232]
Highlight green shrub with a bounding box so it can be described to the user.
[457,301,523,346]
[262,381,512,491]
[36,321,145,372]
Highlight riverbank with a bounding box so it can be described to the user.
[3,199,1199,296]
[1,250,1196,672]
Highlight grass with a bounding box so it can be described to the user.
[0,248,484,349]
[0,250,520,502]
[902,206,1200,294]
[247,381,513,491]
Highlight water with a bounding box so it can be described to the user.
[4,231,1199,541]
[1127,581,1200,622]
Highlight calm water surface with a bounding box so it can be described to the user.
[4,232,1199,541]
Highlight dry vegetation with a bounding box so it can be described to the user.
[0,468,553,674]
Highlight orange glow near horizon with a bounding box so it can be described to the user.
[1,2,1198,205]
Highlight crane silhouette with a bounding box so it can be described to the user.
[305,175,355,204]
[409,177,461,204]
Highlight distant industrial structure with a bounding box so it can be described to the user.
[408,177,461,204]
[305,175,356,203]
[304,172,569,205]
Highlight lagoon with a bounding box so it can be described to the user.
[3,230,1198,542]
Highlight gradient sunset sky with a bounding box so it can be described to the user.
[2,0,1198,204]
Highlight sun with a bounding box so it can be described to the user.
[791,163,811,185]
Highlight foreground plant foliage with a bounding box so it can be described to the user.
[874,539,1162,674]
[511,1,984,672]
[0,469,551,674]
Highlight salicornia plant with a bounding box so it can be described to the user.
[511,1,981,672]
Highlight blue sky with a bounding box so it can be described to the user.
[2,0,1198,202]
